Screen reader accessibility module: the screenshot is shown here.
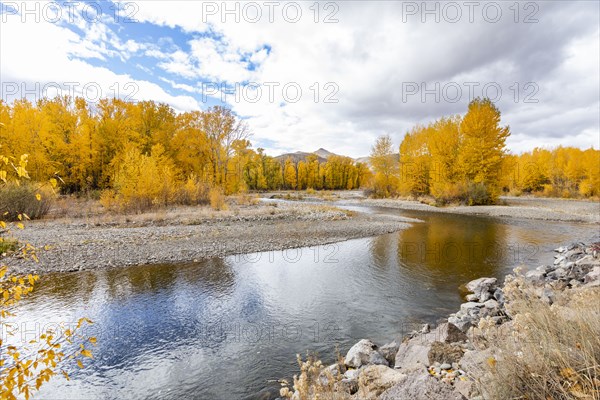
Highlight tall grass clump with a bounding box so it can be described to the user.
[474,276,600,399]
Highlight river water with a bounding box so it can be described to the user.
[5,205,599,399]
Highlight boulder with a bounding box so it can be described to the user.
[380,371,466,400]
[525,269,545,284]
[379,340,400,365]
[584,266,600,283]
[447,315,473,332]
[357,365,407,400]
[459,348,493,376]
[344,339,388,368]
[394,340,431,371]
[464,278,497,302]
[343,368,360,380]
[454,378,476,399]
[430,322,468,344]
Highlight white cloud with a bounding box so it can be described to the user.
[2,1,599,157]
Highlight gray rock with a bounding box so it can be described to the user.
[584,279,600,288]
[525,269,545,283]
[425,322,468,344]
[453,378,476,399]
[394,340,431,371]
[465,294,479,302]
[460,302,484,314]
[440,363,452,370]
[338,378,359,395]
[540,287,555,304]
[345,339,388,368]
[358,365,407,399]
[447,316,472,332]
[380,340,400,365]
[464,277,497,303]
[369,351,390,366]
[548,267,567,280]
[465,277,497,292]
[380,371,467,400]
[536,265,553,273]
[584,266,600,283]
[344,368,360,380]
[483,299,499,309]
[576,254,597,267]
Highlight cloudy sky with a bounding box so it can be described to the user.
[1,0,598,157]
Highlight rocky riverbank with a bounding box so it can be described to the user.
[280,243,600,399]
[264,191,599,223]
[4,202,412,275]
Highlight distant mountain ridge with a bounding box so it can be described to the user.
[274,148,342,163]
[273,148,394,167]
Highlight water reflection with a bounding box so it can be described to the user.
[4,209,598,399]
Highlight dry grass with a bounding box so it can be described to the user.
[472,276,600,400]
[280,353,350,400]
[35,197,353,229]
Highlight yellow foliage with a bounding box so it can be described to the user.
[209,187,228,211]
[1,149,95,399]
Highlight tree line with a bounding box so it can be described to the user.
[1,96,597,210]
[0,97,368,210]
[369,98,599,204]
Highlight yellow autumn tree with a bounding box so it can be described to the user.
[457,98,509,204]
[370,135,398,197]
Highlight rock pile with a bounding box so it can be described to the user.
[280,242,600,400]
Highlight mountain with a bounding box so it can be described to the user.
[314,148,335,159]
[273,148,398,167]
[274,148,340,163]
[274,151,327,163]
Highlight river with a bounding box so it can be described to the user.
[4,205,599,399]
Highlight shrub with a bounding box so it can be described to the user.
[209,187,227,211]
[176,174,210,205]
[462,181,493,205]
[0,182,53,221]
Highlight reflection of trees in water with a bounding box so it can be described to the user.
[396,213,509,280]
[105,258,237,300]
[31,269,99,304]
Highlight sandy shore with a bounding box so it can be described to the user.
[5,202,412,275]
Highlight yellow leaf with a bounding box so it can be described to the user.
[89,337,97,345]
[50,178,58,188]
[16,222,24,230]
[77,360,84,369]
[36,193,42,201]
[81,349,93,359]
[62,371,70,381]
